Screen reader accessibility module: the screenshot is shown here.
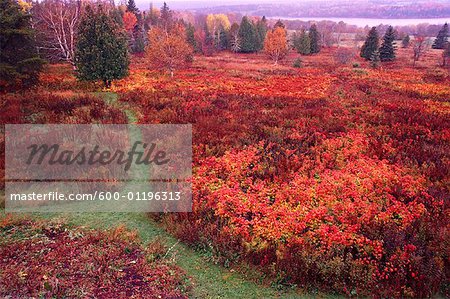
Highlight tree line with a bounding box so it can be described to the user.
[1,0,323,88]
[360,23,449,67]
[1,0,449,89]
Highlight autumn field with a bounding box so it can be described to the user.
[1,43,449,298]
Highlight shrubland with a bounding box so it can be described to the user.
[0,216,190,298]
[115,49,449,297]
[1,46,449,297]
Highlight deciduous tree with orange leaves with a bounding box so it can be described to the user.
[263,27,288,64]
[146,25,193,77]
[123,11,137,32]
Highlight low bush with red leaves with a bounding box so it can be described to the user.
[2,52,449,298]
[0,217,191,298]
[119,57,449,297]
[0,92,128,191]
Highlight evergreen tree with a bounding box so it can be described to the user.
[126,0,139,16]
[0,0,44,88]
[292,31,300,50]
[218,28,229,50]
[159,2,173,30]
[111,8,124,26]
[255,16,268,51]
[293,57,302,68]
[274,19,285,29]
[202,31,215,56]
[132,27,145,53]
[402,34,410,48]
[309,24,321,54]
[293,30,311,55]
[300,32,311,55]
[126,0,143,47]
[186,23,198,52]
[432,23,449,49]
[370,49,380,68]
[75,6,129,88]
[360,27,379,60]
[379,25,396,62]
[238,16,259,53]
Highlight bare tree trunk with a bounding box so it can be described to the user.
[34,0,80,65]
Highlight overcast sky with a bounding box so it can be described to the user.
[143,0,332,9]
[137,0,450,11]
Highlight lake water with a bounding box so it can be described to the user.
[270,17,450,27]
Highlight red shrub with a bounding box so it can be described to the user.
[0,218,190,298]
[119,65,449,297]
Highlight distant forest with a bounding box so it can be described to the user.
[195,1,450,19]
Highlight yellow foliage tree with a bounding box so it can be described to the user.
[146,25,193,77]
[18,0,32,11]
[206,14,230,47]
[264,27,288,64]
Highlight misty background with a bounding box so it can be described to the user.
[135,0,450,25]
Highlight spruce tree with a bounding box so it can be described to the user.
[293,30,311,55]
[309,24,320,54]
[186,23,198,52]
[238,16,259,53]
[75,6,129,88]
[379,25,396,62]
[126,0,139,15]
[274,19,285,29]
[256,16,268,51]
[132,27,145,53]
[159,2,173,30]
[218,28,229,50]
[292,31,301,51]
[126,0,142,38]
[402,34,410,48]
[110,8,124,26]
[360,27,379,60]
[0,0,44,88]
[432,23,449,49]
[202,31,215,56]
[370,49,380,68]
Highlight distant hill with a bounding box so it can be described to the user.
[184,0,450,19]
